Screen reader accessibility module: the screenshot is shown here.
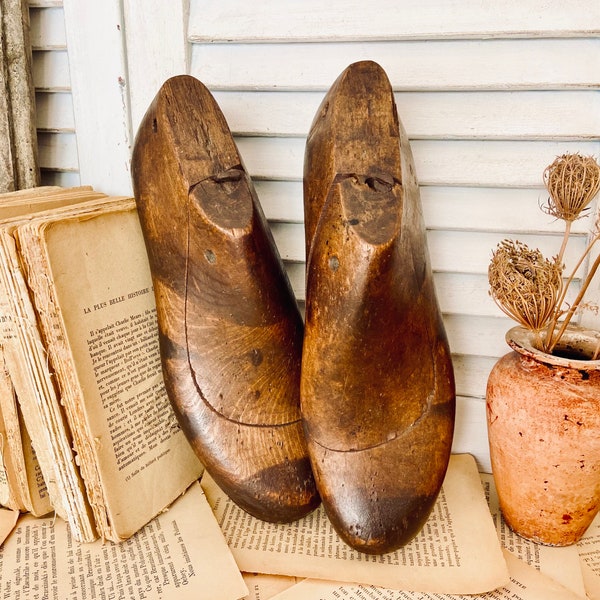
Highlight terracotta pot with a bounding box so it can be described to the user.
[486,325,600,546]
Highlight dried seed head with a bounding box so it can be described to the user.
[542,153,600,222]
[488,240,563,331]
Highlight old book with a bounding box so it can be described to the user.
[0,186,106,518]
[0,187,202,543]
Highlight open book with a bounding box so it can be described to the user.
[0,186,202,542]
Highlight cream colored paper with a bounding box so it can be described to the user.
[242,573,301,600]
[481,472,586,598]
[0,506,18,546]
[267,550,583,600]
[0,482,248,600]
[0,367,22,511]
[202,454,509,595]
[578,511,600,600]
[0,226,93,538]
[0,349,52,516]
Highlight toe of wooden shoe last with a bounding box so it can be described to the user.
[302,61,455,553]
[131,75,319,523]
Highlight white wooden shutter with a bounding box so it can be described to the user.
[188,0,600,472]
[29,0,78,188]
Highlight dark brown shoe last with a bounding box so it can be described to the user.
[131,75,319,523]
[302,61,455,553]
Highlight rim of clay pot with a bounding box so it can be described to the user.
[506,325,600,371]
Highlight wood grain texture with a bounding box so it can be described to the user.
[131,75,319,523]
[301,61,454,553]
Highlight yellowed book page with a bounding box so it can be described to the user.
[0,186,105,221]
[0,309,29,512]
[20,204,202,542]
[481,472,586,598]
[0,355,22,510]
[267,550,584,600]
[0,507,18,546]
[0,186,63,201]
[0,482,248,600]
[202,454,509,595]
[18,408,53,517]
[0,406,20,511]
[0,231,83,529]
[0,189,109,518]
[0,348,52,516]
[578,511,600,600]
[242,574,301,600]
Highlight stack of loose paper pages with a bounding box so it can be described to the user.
[0,187,598,600]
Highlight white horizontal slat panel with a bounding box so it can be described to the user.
[189,0,600,43]
[452,396,490,473]
[29,1,62,6]
[191,39,600,91]
[235,137,599,187]
[421,187,595,234]
[35,91,74,131]
[255,180,595,235]
[285,263,581,321]
[254,181,304,223]
[426,230,587,275]
[445,314,512,358]
[30,3,79,187]
[452,354,499,399]
[435,272,508,318]
[40,170,80,188]
[31,49,70,90]
[213,90,600,140]
[36,131,78,171]
[272,223,588,274]
[29,6,66,49]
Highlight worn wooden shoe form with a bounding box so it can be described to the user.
[302,61,455,553]
[131,75,319,523]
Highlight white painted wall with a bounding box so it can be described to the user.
[29,0,600,472]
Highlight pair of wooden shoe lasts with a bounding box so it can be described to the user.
[131,61,455,555]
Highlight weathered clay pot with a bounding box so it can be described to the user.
[486,325,600,546]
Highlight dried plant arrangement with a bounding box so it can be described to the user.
[488,153,600,359]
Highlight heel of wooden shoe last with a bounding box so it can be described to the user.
[132,75,319,523]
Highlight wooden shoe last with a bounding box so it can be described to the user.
[302,61,455,553]
[131,75,319,522]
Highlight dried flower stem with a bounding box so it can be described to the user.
[547,248,600,354]
[556,220,571,269]
[544,229,600,351]
[490,152,600,359]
